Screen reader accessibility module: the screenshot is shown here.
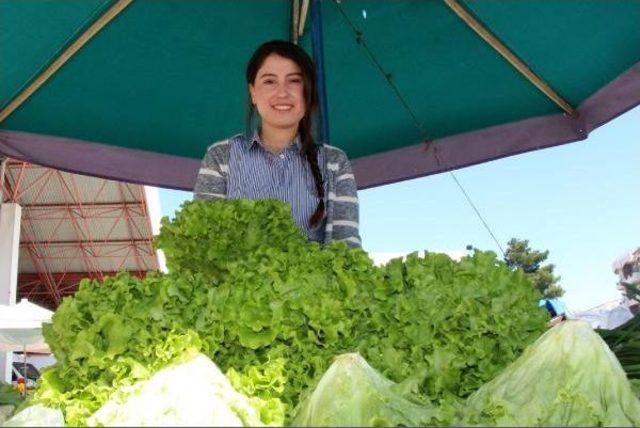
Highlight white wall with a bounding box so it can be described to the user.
[144,186,168,273]
[0,203,21,383]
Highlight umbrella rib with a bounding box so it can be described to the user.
[299,0,311,37]
[291,0,311,44]
[444,0,577,117]
[291,0,301,44]
[0,0,134,124]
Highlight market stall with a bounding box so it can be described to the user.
[2,199,639,426]
[1,1,639,426]
[0,298,52,353]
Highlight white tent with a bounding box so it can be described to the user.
[568,298,634,330]
[0,298,52,353]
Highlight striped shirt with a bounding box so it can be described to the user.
[193,132,362,247]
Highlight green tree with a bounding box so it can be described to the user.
[503,238,564,298]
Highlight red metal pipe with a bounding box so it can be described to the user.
[20,238,153,245]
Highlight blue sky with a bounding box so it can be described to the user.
[158,105,639,312]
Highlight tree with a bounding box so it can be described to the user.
[503,238,564,298]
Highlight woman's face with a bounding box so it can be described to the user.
[249,54,306,132]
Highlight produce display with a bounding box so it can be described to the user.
[6,199,638,426]
[155,199,549,409]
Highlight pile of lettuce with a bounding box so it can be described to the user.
[360,252,547,402]
[294,322,640,427]
[30,199,548,425]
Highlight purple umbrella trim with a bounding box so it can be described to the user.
[353,61,640,189]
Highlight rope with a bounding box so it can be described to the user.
[332,0,506,256]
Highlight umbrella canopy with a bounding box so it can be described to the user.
[0,0,638,190]
[0,299,53,353]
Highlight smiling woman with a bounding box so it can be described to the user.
[193,40,362,248]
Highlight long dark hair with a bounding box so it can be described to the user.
[246,40,325,228]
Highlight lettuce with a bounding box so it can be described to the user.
[156,200,548,409]
[291,353,445,426]
[462,321,640,426]
[359,251,549,402]
[226,358,288,426]
[86,354,263,427]
[32,199,549,425]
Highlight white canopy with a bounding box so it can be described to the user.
[568,298,634,330]
[0,298,53,352]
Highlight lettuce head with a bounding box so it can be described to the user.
[463,320,640,426]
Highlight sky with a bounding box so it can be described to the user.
[158,105,639,312]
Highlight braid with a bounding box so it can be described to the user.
[305,145,325,227]
[300,117,325,227]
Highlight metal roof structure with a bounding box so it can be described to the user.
[0,159,163,310]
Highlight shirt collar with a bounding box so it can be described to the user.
[247,129,303,153]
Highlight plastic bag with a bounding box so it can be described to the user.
[291,353,444,427]
[2,404,64,427]
[87,353,263,427]
[462,321,640,426]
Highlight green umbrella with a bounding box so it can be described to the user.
[1,0,638,190]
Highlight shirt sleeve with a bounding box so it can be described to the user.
[329,150,362,248]
[193,141,229,200]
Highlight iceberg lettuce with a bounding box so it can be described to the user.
[292,353,445,427]
[87,353,262,427]
[463,321,640,426]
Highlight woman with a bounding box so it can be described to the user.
[193,40,361,248]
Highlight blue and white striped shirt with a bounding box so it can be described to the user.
[226,132,326,242]
[194,133,362,247]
